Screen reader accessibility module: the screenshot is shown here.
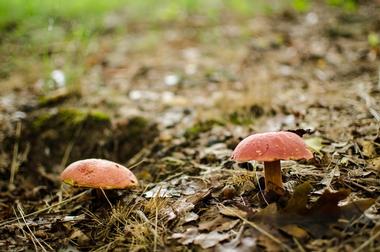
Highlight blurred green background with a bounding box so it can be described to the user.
[0,0,358,87]
[0,0,357,33]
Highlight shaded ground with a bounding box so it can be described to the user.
[0,2,380,251]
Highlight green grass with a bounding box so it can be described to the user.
[0,0,290,42]
[0,0,279,85]
[0,0,128,29]
[0,0,359,43]
[0,0,132,83]
[0,0,129,54]
[291,0,358,12]
[0,0,277,33]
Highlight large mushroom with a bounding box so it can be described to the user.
[61,158,138,189]
[231,131,313,195]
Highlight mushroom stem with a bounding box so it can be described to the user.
[263,160,284,193]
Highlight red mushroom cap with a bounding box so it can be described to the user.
[60,159,138,189]
[231,131,313,162]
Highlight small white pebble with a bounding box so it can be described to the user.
[51,70,65,88]
[164,74,180,86]
[306,12,318,25]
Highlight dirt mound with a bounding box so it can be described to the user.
[1,107,158,189]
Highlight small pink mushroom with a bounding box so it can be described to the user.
[61,159,138,189]
[231,131,313,195]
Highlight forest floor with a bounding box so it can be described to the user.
[0,1,380,251]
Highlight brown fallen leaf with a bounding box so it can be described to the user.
[183,212,199,223]
[360,140,376,158]
[218,204,292,251]
[283,181,312,214]
[218,205,248,219]
[369,157,380,171]
[309,188,350,221]
[257,234,282,252]
[251,182,375,237]
[216,226,257,252]
[216,219,240,232]
[172,228,231,249]
[70,228,90,246]
[199,211,239,232]
[320,166,340,187]
[199,215,224,231]
[340,198,376,220]
[171,227,198,245]
[194,231,230,249]
[280,224,309,240]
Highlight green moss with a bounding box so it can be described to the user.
[26,107,112,171]
[184,119,225,139]
[126,116,149,134]
[38,94,65,107]
[32,108,110,131]
[129,116,148,126]
[327,26,355,38]
[59,108,88,125]
[291,0,310,13]
[88,110,111,122]
[368,32,380,48]
[32,112,52,130]
[229,111,253,125]
[38,86,81,108]
[326,0,357,12]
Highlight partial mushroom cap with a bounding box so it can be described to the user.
[231,131,313,162]
[61,159,138,189]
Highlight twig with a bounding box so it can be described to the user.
[60,120,84,168]
[60,141,75,168]
[83,208,102,225]
[100,189,113,208]
[13,207,34,249]
[357,82,380,122]
[135,210,162,233]
[293,237,306,252]
[219,204,294,252]
[127,138,160,166]
[9,122,21,188]
[153,198,159,252]
[17,204,49,252]
[253,162,269,206]
[344,180,375,193]
[0,190,89,227]
[162,172,184,182]
[353,229,380,252]
[128,159,146,170]
[241,217,293,251]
